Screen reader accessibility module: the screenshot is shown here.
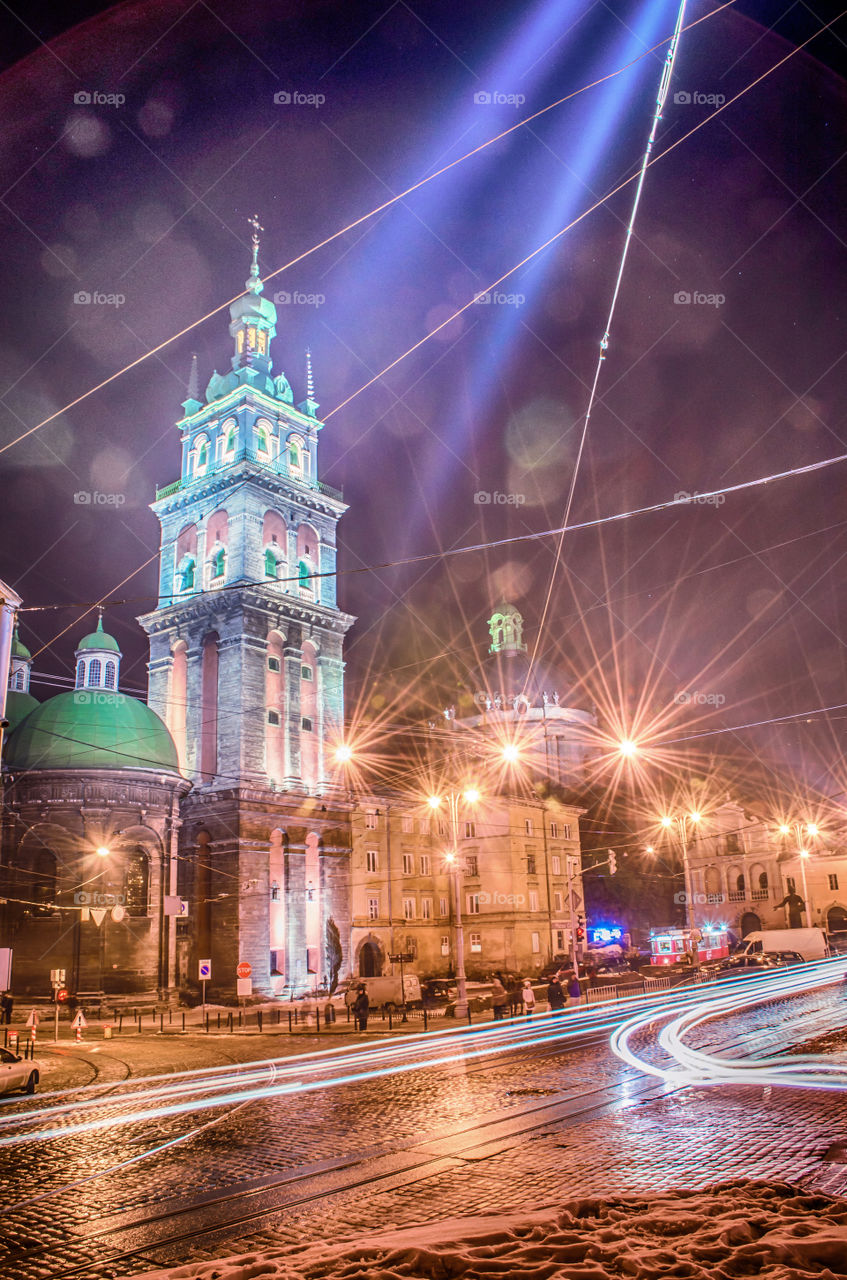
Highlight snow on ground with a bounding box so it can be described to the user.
[141,1180,847,1279]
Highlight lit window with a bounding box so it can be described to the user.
[466,894,480,914]
[368,897,379,920]
[529,890,539,912]
[551,855,561,875]
[365,812,378,830]
[75,660,84,689]
[366,850,378,873]
[550,822,559,838]
[403,853,414,875]
[531,931,541,954]
[420,854,431,876]
[421,898,432,920]
[437,820,448,837]
[403,897,415,920]
[562,824,572,841]
[470,932,482,953]
[464,821,476,839]
[104,661,116,690]
[440,934,450,955]
[465,855,478,877]
[439,896,448,917]
[267,710,280,726]
[88,658,101,687]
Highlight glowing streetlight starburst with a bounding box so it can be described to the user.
[619,739,638,758]
[96,846,110,858]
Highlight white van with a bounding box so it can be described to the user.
[736,928,828,962]
[343,973,422,1011]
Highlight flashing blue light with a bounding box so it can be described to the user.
[591,926,623,944]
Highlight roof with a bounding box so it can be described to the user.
[76,616,121,654]
[10,628,30,661]
[4,689,38,734]
[5,690,179,773]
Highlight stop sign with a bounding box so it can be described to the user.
[236,961,252,979]
[56,988,70,1002]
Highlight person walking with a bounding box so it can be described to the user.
[566,971,582,1007]
[352,984,369,1031]
[491,975,509,1021]
[521,978,536,1018]
[508,977,522,1017]
[546,975,565,1014]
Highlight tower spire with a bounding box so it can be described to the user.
[305,347,315,401]
[246,214,264,295]
[182,353,202,415]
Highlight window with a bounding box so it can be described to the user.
[403,897,416,920]
[736,873,745,892]
[437,820,448,837]
[464,821,476,838]
[421,898,432,920]
[758,871,768,889]
[524,819,533,836]
[104,660,116,690]
[368,897,379,920]
[267,710,280,726]
[224,426,237,455]
[267,656,281,673]
[301,665,313,680]
[301,717,312,731]
[554,891,563,912]
[562,824,572,841]
[196,439,209,472]
[75,659,84,689]
[829,874,839,891]
[439,896,448,917]
[366,850,378,873]
[465,854,479,877]
[89,658,101,687]
[289,439,300,469]
[556,930,565,951]
[420,817,431,836]
[178,556,195,592]
[401,815,414,833]
[441,934,450,956]
[531,931,541,954]
[551,855,561,876]
[786,876,796,894]
[257,426,270,454]
[529,890,539,912]
[211,547,225,579]
[420,854,431,876]
[526,853,537,875]
[365,812,378,830]
[470,932,482,953]
[550,822,559,838]
[726,833,741,853]
[124,850,149,916]
[466,894,481,914]
[299,560,312,592]
[403,853,414,875]
[264,548,279,579]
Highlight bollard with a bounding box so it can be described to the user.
[137,1013,142,1034]
[257,1010,263,1033]
[169,1009,173,1025]
[205,1012,210,1034]
[118,1014,123,1033]
[316,1008,321,1032]
[239,1009,243,1027]
[288,1010,292,1034]
[276,1009,280,1025]
[423,1007,428,1032]
[467,1007,472,1026]
[217,1012,221,1030]
[159,1013,164,1034]
[182,1012,186,1032]
[228,1012,233,1033]
[388,1009,392,1032]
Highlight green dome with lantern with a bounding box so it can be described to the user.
[5,689,179,773]
[76,616,121,653]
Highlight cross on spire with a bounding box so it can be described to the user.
[246,214,264,292]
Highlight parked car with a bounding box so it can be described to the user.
[0,1047,39,1095]
[769,950,805,966]
[421,979,457,1007]
[700,953,782,979]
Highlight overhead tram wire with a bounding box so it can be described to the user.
[524,0,688,697]
[0,2,741,462]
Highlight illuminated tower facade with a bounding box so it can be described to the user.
[139,223,355,998]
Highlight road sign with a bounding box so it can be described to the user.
[50,968,66,986]
[26,1009,39,1027]
[389,952,414,964]
[236,960,252,979]
[90,907,107,927]
[71,1011,87,1029]
[198,959,212,981]
[236,978,252,998]
[56,988,69,1003]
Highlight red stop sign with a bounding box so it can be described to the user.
[56,988,70,1002]
[236,961,252,979]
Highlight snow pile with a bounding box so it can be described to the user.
[145,1180,847,1279]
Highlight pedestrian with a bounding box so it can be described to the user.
[566,971,582,1007]
[352,984,369,1031]
[546,975,565,1013]
[521,978,536,1018]
[0,992,11,1024]
[508,976,522,1017]
[491,975,509,1021]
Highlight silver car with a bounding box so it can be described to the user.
[0,1046,39,1095]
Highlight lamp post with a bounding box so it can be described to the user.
[660,812,701,931]
[778,822,818,926]
[429,787,479,1020]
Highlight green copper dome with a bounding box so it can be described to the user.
[5,690,38,734]
[10,626,31,661]
[5,690,179,773]
[76,616,121,653]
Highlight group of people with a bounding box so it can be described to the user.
[490,970,581,1019]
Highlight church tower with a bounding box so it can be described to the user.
[138,221,355,998]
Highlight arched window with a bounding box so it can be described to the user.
[758,870,768,889]
[289,439,300,469]
[104,660,116,690]
[75,660,85,689]
[736,873,745,892]
[257,425,270,455]
[265,548,279,578]
[211,548,225,580]
[224,426,237,455]
[13,669,24,690]
[178,555,196,592]
[196,439,209,473]
[124,850,149,916]
[88,658,101,687]
[299,560,312,593]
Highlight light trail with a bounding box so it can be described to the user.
[611,958,847,1091]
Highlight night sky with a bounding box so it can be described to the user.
[1,0,846,805]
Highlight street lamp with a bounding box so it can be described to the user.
[660,812,701,930]
[428,786,479,1019]
[778,821,818,926]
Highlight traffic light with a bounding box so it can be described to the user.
[609,851,617,875]
[576,911,585,942]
